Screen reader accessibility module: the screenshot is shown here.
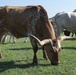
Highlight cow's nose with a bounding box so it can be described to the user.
[51,60,60,65]
[51,62,59,65]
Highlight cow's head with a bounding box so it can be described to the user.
[29,34,76,65]
[63,29,70,36]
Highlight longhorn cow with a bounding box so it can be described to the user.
[0,6,76,65]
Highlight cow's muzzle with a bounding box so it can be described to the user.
[51,60,60,65]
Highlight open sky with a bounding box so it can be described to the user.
[0,0,76,18]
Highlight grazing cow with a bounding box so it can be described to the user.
[0,6,76,65]
[50,12,76,37]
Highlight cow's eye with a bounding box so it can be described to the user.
[53,43,56,46]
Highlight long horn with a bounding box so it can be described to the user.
[29,34,52,46]
[59,36,76,41]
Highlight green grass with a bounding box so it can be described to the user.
[0,37,76,75]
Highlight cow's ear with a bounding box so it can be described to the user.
[58,36,76,42]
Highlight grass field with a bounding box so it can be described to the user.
[0,36,76,75]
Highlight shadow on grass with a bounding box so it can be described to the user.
[0,60,51,72]
[9,46,76,51]
[9,47,41,50]
[9,47,32,50]
[62,46,76,50]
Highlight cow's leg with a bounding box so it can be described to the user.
[71,33,74,37]
[9,35,16,43]
[24,37,27,43]
[1,33,7,43]
[42,47,48,60]
[0,51,2,58]
[75,33,76,37]
[30,38,38,65]
[12,37,16,43]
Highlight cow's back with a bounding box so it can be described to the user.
[3,5,55,39]
[4,6,41,38]
[55,12,76,32]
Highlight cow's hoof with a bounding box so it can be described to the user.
[0,52,2,59]
[32,62,38,65]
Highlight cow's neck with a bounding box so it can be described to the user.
[42,20,56,40]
